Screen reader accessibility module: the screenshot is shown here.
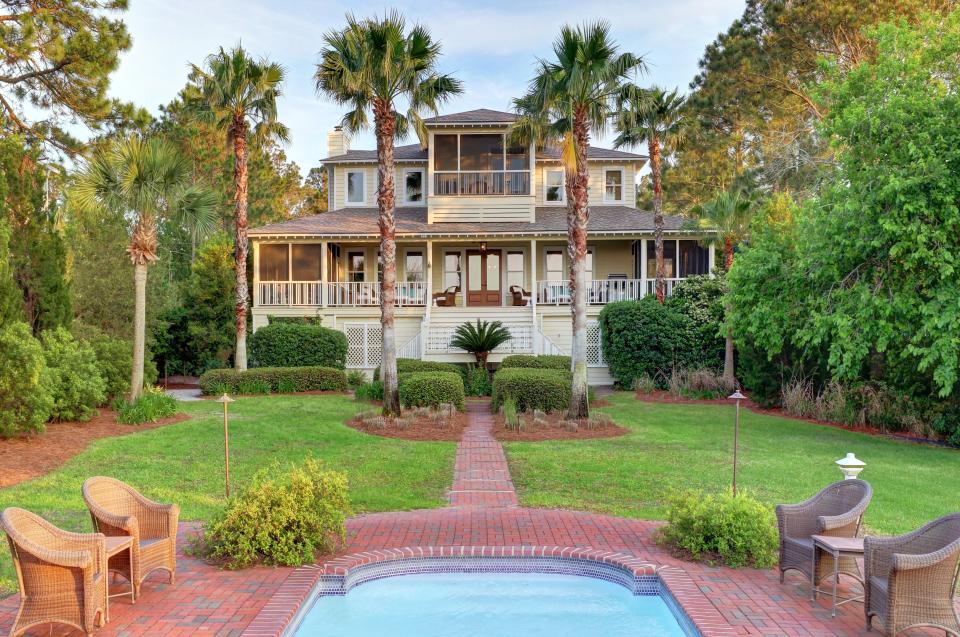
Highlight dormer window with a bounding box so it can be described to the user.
[433,133,530,196]
[545,169,565,203]
[604,168,625,203]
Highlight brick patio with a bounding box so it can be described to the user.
[1,399,955,636]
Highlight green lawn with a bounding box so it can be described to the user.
[505,393,960,536]
[0,394,455,596]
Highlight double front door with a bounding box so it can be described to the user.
[466,249,501,306]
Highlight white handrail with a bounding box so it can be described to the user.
[257,282,323,306]
[536,279,653,305]
[328,282,379,307]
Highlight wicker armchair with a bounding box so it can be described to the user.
[776,480,872,585]
[82,477,179,599]
[864,513,960,636]
[1,507,107,637]
[432,285,458,307]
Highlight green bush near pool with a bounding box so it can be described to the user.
[398,371,465,411]
[491,368,571,413]
[199,366,347,395]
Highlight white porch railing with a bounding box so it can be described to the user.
[396,281,426,306]
[645,278,683,297]
[433,170,530,196]
[257,282,323,306]
[537,279,649,305]
[425,324,533,354]
[327,282,379,307]
[398,329,423,359]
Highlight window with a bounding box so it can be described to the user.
[604,169,624,202]
[458,134,504,170]
[545,249,564,280]
[434,135,458,170]
[291,244,321,281]
[679,240,710,277]
[585,249,594,281]
[403,169,424,203]
[505,144,529,170]
[405,251,424,282]
[259,244,289,281]
[506,251,525,290]
[346,170,365,203]
[545,169,565,203]
[443,252,461,290]
[646,240,676,278]
[347,251,365,282]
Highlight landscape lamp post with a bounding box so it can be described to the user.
[835,452,865,480]
[728,390,746,496]
[216,393,235,497]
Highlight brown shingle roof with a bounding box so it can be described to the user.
[250,206,691,238]
[422,108,518,125]
[537,146,646,161]
[320,143,645,164]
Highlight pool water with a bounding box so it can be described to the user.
[294,573,689,636]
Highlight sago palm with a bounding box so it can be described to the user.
[189,46,289,371]
[613,86,685,304]
[316,11,462,416]
[691,184,760,383]
[72,135,217,400]
[450,320,512,375]
[513,21,644,419]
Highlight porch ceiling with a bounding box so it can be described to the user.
[250,206,698,240]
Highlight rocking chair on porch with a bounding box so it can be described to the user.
[433,285,458,307]
[509,285,531,307]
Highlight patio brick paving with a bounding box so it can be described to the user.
[1,398,955,636]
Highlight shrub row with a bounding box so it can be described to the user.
[249,323,347,369]
[203,458,350,568]
[491,368,571,413]
[398,371,465,411]
[375,358,464,382]
[498,355,571,371]
[199,366,347,395]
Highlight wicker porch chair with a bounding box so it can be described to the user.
[864,513,960,636]
[82,477,179,599]
[776,479,873,585]
[1,507,107,637]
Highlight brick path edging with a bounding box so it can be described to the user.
[242,546,737,637]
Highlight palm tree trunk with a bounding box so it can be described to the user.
[722,244,735,384]
[130,262,148,401]
[374,99,400,416]
[567,105,590,420]
[650,135,666,304]
[233,123,250,371]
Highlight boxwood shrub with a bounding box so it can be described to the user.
[498,354,571,371]
[199,366,347,395]
[375,358,464,382]
[398,371,465,411]
[249,323,347,369]
[491,368,571,412]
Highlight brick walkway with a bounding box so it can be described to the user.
[1,399,955,636]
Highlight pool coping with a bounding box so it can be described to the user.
[241,546,737,637]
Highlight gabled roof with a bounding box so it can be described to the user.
[537,146,646,161]
[250,206,691,238]
[319,143,646,164]
[422,108,518,126]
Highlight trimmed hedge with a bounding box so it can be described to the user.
[498,355,571,371]
[249,323,347,369]
[491,368,571,413]
[199,366,347,395]
[398,371,465,411]
[375,358,464,382]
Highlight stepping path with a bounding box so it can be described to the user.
[447,400,518,507]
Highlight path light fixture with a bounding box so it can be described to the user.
[216,393,235,497]
[835,452,865,480]
[728,390,746,496]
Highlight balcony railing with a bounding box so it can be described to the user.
[536,278,685,305]
[256,281,426,307]
[433,171,530,196]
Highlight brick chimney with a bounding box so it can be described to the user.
[326,126,349,157]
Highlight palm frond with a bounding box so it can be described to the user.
[450,320,512,356]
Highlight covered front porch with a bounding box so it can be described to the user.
[252,237,715,311]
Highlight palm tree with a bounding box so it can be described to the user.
[189,46,289,372]
[73,136,217,400]
[316,11,462,416]
[692,185,760,383]
[613,86,685,304]
[513,21,644,420]
[450,320,512,378]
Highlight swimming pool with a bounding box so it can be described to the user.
[294,572,691,636]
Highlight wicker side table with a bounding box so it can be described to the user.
[811,534,865,617]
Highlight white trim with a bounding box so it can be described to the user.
[402,247,426,283]
[401,168,425,206]
[543,167,566,205]
[345,169,365,204]
[602,167,626,204]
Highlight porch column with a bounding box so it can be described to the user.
[708,242,716,276]
[639,238,648,298]
[530,238,538,353]
[320,241,328,306]
[425,239,433,320]
[252,241,260,308]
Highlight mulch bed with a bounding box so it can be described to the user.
[345,409,469,441]
[0,410,190,488]
[492,410,629,441]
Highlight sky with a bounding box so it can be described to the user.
[106,0,746,174]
